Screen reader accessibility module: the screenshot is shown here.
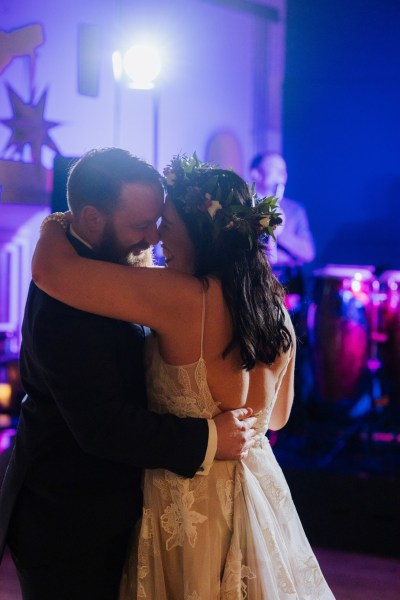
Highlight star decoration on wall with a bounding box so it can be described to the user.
[1,84,61,165]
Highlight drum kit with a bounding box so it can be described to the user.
[307,265,400,413]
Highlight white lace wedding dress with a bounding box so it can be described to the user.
[120,296,335,599]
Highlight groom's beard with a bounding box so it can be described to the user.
[96,222,154,267]
[127,248,154,267]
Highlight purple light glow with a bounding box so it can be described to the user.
[0,427,16,453]
[0,204,49,351]
[371,432,395,443]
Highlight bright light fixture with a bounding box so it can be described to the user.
[122,44,162,89]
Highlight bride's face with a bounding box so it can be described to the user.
[158,199,195,274]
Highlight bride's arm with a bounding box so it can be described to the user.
[269,344,295,431]
[269,317,296,431]
[32,221,198,331]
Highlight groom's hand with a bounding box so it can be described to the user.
[213,408,257,460]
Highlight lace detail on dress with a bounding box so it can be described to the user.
[222,551,256,600]
[298,553,328,598]
[251,407,272,447]
[119,301,336,600]
[185,591,201,600]
[217,479,234,530]
[147,351,220,419]
[154,473,208,550]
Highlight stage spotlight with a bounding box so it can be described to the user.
[122,44,162,89]
[112,41,163,164]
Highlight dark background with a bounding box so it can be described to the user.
[283,0,400,272]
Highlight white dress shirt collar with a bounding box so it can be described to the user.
[69,225,93,250]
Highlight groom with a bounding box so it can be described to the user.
[0,148,256,600]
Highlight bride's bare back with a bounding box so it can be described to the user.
[156,277,295,429]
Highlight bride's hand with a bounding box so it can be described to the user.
[33,211,78,292]
[40,211,71,236]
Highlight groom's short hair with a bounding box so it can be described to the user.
[67,147,162,215]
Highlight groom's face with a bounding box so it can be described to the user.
[96,181,163,265]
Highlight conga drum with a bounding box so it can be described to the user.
[379,271,400,402]
[308,265,376,403]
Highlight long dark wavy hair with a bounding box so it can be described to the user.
[165,163,293,370]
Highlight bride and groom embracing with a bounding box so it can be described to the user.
[0,148,335,599]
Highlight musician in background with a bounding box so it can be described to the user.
[250,152,315,301]
[250,152,316,409]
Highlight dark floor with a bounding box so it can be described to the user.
[1,546,399,600]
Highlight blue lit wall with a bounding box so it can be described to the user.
[283,0,400,272]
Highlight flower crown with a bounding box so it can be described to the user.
[163,153,282,248]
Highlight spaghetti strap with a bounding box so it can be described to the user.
[200,289,206,358]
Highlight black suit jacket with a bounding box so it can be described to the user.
[0,235,208,565]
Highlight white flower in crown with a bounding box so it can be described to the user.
[163,168,177,186]
[205,193,222,218]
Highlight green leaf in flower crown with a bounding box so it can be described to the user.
[267,225,277,241]
[257,195,279,210]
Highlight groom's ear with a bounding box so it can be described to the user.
[81,205,107,233]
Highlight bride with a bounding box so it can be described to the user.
[33,154,335,599]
